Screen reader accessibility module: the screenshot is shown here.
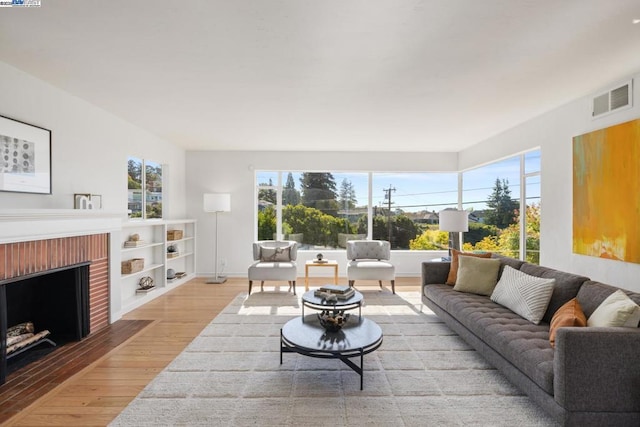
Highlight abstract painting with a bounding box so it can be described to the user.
[573,118,640,263]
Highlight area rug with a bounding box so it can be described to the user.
[110,290,557,426]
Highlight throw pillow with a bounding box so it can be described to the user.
[549,298,587,348]
[453,256,501,296]
[260,245,291,262]
[490,266,555,324]
[587,290,640,328]
[446,249,492,285]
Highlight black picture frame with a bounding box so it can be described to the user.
[0,115,52,195]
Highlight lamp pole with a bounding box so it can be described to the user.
[203,193,231,284]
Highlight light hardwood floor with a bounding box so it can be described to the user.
[5,276,421,426]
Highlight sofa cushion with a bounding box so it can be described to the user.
[453,256,500,296]
[446,249,492,285]
[519,263,589,324]
[588,290,640,328]
[549,298,586,348]
[490,253,526,278]
[490,266,555,324]
[424,284,554,394]
[576,280,640,321]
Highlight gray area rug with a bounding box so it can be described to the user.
[110,290,557,426]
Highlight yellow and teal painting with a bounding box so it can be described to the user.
[573,118,640,263]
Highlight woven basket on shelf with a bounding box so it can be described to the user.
[167,230,183,240]
[121,258,144,274]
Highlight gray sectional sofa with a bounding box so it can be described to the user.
[422,255,640,426]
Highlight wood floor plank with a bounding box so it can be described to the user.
[4,276,421,426]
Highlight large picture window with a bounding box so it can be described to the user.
[256,151,540,262]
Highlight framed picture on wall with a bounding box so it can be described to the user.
[0,115,52,194]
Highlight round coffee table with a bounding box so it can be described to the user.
[280,315,383,390]
[301,289,364,320]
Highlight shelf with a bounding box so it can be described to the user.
[165,236,194,244]
[121,242,164,252]
[166,252,194,261]
[166,273,196,288]
[121,263,164,279]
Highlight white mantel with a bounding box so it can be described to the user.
[0,209,123,243]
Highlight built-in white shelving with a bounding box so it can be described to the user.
[118,219,196,316]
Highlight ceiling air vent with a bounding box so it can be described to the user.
[592,80,633,118]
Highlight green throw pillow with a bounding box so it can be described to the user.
[453,256,501,296]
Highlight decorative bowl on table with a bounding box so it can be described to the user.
[317,310,350,332]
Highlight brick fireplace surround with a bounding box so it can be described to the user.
[0,234,110,333]
[0,211,122,387]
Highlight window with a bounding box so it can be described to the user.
[127,156,163,219]
[256,156,540,259]
[145,160,163,219]
[372,173,458,249]
[461,149,541,263]
[256,171,458,250]
[523,151,541,263]
[257,172,369,249]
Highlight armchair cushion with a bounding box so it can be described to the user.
[346,240,390,260]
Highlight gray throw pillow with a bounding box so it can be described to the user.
[490,265,555,324]
[453,256,501,296]
[260,245,291,262]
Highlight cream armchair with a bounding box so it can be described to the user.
[248,241,298,295]
[346,240,395,294]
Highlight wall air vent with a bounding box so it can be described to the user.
[592,80,633,118]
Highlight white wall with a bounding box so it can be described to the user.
[0,61,186,218]
[459,71,640,292]
[187,151,457,279]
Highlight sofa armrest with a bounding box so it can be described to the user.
[554,326,640,412]
[421,262,450,286]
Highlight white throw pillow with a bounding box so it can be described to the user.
[260,245,292,262]
[490,266,555,324]
[588,290,640,328]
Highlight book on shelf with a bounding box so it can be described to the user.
[314,288,355,300]
[317,284,352,294]
[124,240,146,248]
[175,271,187,278]
[136,286,156,294]
[167,252,180,258]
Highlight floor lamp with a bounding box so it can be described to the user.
[438,209,469,257]
[204,193,231,284]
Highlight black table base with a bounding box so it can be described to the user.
[280,327,383,390]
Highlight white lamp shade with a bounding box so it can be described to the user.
[203,193,231,213]
[438,209,469,232]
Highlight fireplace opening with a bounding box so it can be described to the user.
[1,262,90,382]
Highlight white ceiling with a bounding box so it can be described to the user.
[1,0,640,152]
